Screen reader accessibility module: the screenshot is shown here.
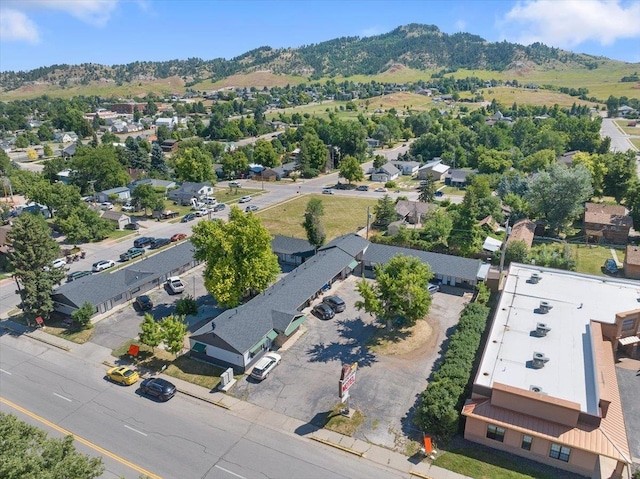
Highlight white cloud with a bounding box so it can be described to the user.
[21,0,119,26]
[0,8,40,43]
[454,19,467,32]
[361,26,384,37]
[500,0,640,48]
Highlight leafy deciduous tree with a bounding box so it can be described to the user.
[338,155,364,184]
[160,314,188,356]
[139,313,163,353]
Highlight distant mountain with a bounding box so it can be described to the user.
[0,24,607,92]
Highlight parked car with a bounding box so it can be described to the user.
[428,283,440,294]
[203,197,217,205]
[67,270,92,282]
[434,190,444,197]
[604,259,619,275]
[135,295,153,311]
[213,203,226,212]
[195,207,208,217]
[124,222,139,231]
[171,233,187,242]
[239,195,252,203]
[120,247,145,262]
[121,203,135,212]
[250,352,282,381]
[149,238,171,250]
[245,205,259,212]
[312,303,335,320]
[322,188,334,195]
[106,366,139,386]
[167,276,185,294]
[374,187,388,193]
[356,185,369,191]
[100,202,114,210]
[181,213,196,223]
[52,258,67,269]
[133,237,155,248]
[139,377,176,401]
[229,181,241,188]
[92,260,115,272]
[322,295,346,313]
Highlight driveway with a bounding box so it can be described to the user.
[616,362,640,464]
[230,275,471,450]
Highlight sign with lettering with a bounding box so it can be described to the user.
[338,362,358,398]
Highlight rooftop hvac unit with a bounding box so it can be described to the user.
[539,301,553,314]
[530,273,541,284]
[532,352,550,369]
[534,322,551,337]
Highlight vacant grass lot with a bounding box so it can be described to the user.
[461,86,599,109]
[570,244,625,276]
[614,120,640,136]
[257,194,377,240]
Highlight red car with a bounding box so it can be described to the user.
[171,233,187,242]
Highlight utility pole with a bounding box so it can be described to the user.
[365,206,371,239]
[498,214,512,283]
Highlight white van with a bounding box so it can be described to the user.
[203,197,217,205]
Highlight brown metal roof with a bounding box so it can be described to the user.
[625,245,640,266]
[507,219,535,249]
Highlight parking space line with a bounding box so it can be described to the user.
[124,424,148,436]
[53,392,72,402]
[0,368,12,375]
[214,464,246,478]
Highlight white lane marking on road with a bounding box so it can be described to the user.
[124,424,148,436]
[0,369,12,375]
[214,465,246,478]
[53,393,71,402]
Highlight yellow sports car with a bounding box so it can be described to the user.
[106,366,139,386]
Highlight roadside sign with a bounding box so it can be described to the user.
[338,362,358,399]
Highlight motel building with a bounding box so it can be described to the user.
[463,264,639,479]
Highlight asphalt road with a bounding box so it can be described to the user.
[600,118,636,153]
[0,332,407,479]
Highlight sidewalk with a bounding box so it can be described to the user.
[0,318,471,479]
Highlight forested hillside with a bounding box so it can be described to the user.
[0,24,606,92]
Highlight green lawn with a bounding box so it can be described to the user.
[432,446,576,479]
[257,194,377,240]
[570,244,625,276]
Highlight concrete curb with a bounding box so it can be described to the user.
[176,389,231,409]
[310,435,365,457]
[409,470,433,479]
[1,324,71,352]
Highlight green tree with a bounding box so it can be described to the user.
[175,295,198,316]
[144,100,158,116]
[571,152,607,199]
[28,181,82,219]
[603,151,636,203]
[253,139,280,168]
[71,302,95,329]
[418,176,436,203]
[221,150,249,180]
[373,194,397,228]
[302,198,326,251]
[132,184,163,216]
[70,145,129,193]
[504,240,529,265]
[43,143,53,157]
[338,155,364,184]
[355,255,433,329]
[449,190,483,257]
[191,207,280,308]
[156,125,170,143]
[55,205,114,243]
[298,133,327,172]
[519,149,555,173]
[0,413,104,479]
[150,144,168,175]
[526,163,593,235]
[101,131,117,144]
[419,208,453,250]
[160,314,188,356]
[173,146,213,182]
[37,123,55,141]
[8,213,66,321]
[139,313,163,353]
[0,149,11,174]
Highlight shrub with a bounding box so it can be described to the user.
[175,295,198,316]
[385,180,397,189]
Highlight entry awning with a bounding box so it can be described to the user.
[267,330,278,341]
[192,342,206,353]
[348,260,359,270]
[249,340,265,354]
[619,335,640,346]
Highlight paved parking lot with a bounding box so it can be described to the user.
[616,361,640,464]
[230,275,471,450]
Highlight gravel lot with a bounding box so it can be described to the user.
[231,275,471,450]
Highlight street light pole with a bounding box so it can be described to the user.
[365,206,371,239]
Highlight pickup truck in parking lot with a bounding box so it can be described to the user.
[119,247,145,262]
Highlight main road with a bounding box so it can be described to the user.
[0,143,421,317]
[0,332,406,479]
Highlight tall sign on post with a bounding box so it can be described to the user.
[338,362,358,416]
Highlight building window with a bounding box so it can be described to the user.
[521,435,533,451]
[549,443,571,462]
[486,424,505,442]
[621,318,636,332]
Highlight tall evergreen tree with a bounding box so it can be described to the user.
[150,143,168,175]
[302,198,326,251]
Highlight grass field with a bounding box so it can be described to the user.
[194,71,307,91]
[614,120,640,136]
[464,86,600,109]
[570,244,625,276]
[257,194,377,240]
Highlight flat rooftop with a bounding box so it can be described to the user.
[477,263,640,415]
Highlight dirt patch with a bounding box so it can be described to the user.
[367,316,438,360]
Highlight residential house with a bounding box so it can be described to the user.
[445,169,476,188]
[255,168,279,182]
[155,117,177,129]
[100,210,130,230]
[17,203,51,219]
[61,143,76,158]
[395,200,435,224]
[97,187,131,203]
[371,162,400,183]
[56,169,74,185]
[167,182,214,206]
[557,150,580,167]
[130,178,176,194]
[366,138,380,148]
[463,264,637,478]
[160,139,178,153]
[617,105,636,118]
[272,161,297,179]
[485,110,513,126]
[54,131,78,143]
[623,244,640,279]
[584,203,633,244]
[110,120,128,133]
[391,161,420,176]
[271,235,316,265]
[507,219,536,250]
[52,241,198,316]
[189,235,369,372]
[417,159,450,181]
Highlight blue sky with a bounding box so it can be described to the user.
[1,0,639,72]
